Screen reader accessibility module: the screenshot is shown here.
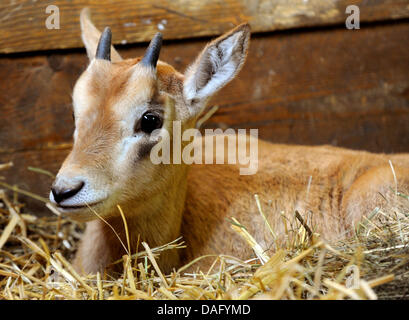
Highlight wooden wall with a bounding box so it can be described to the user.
[0,1,409,214]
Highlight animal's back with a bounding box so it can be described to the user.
[181,136,409,266]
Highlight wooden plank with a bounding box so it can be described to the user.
[0,149,68,214]
[0,54,81,154]
[1,21,409,214]
[1,0,409,54]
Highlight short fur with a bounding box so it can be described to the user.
[51,9,409,274]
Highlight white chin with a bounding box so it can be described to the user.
[54,201,106,222]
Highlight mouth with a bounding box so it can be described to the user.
[56,201,103,211]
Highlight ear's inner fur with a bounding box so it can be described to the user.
[183,24,250,106]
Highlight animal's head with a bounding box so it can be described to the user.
[50,9,250,221]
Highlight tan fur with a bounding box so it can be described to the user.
[53,10,409,275]
[182,142,409,269]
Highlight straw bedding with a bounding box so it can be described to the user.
[0,161,408,300]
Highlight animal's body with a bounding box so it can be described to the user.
[73,139,409,273]
[50,9,409,274]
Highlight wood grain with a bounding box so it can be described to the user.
[1,0,409,54]
[0,149,68,214]
[0,21,409,214]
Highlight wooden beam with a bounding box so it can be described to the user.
[0,149,68,215]
[1,0,409,54]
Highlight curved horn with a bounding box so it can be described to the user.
[95,27,112,61]
[141,33,162,68]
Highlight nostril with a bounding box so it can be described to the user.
[51,181,85,204]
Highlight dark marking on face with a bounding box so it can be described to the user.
[137,140,158,160]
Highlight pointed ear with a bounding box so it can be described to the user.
[80,8,122,62]
[183,23,250,105]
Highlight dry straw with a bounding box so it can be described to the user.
[0,162,408,300]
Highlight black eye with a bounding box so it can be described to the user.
[72,112,75,122]
[140,112,162,134]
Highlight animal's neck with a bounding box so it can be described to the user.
[102,163,189,270]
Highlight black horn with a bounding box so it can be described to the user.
[141,33,162,68]
[95,27,112,61]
